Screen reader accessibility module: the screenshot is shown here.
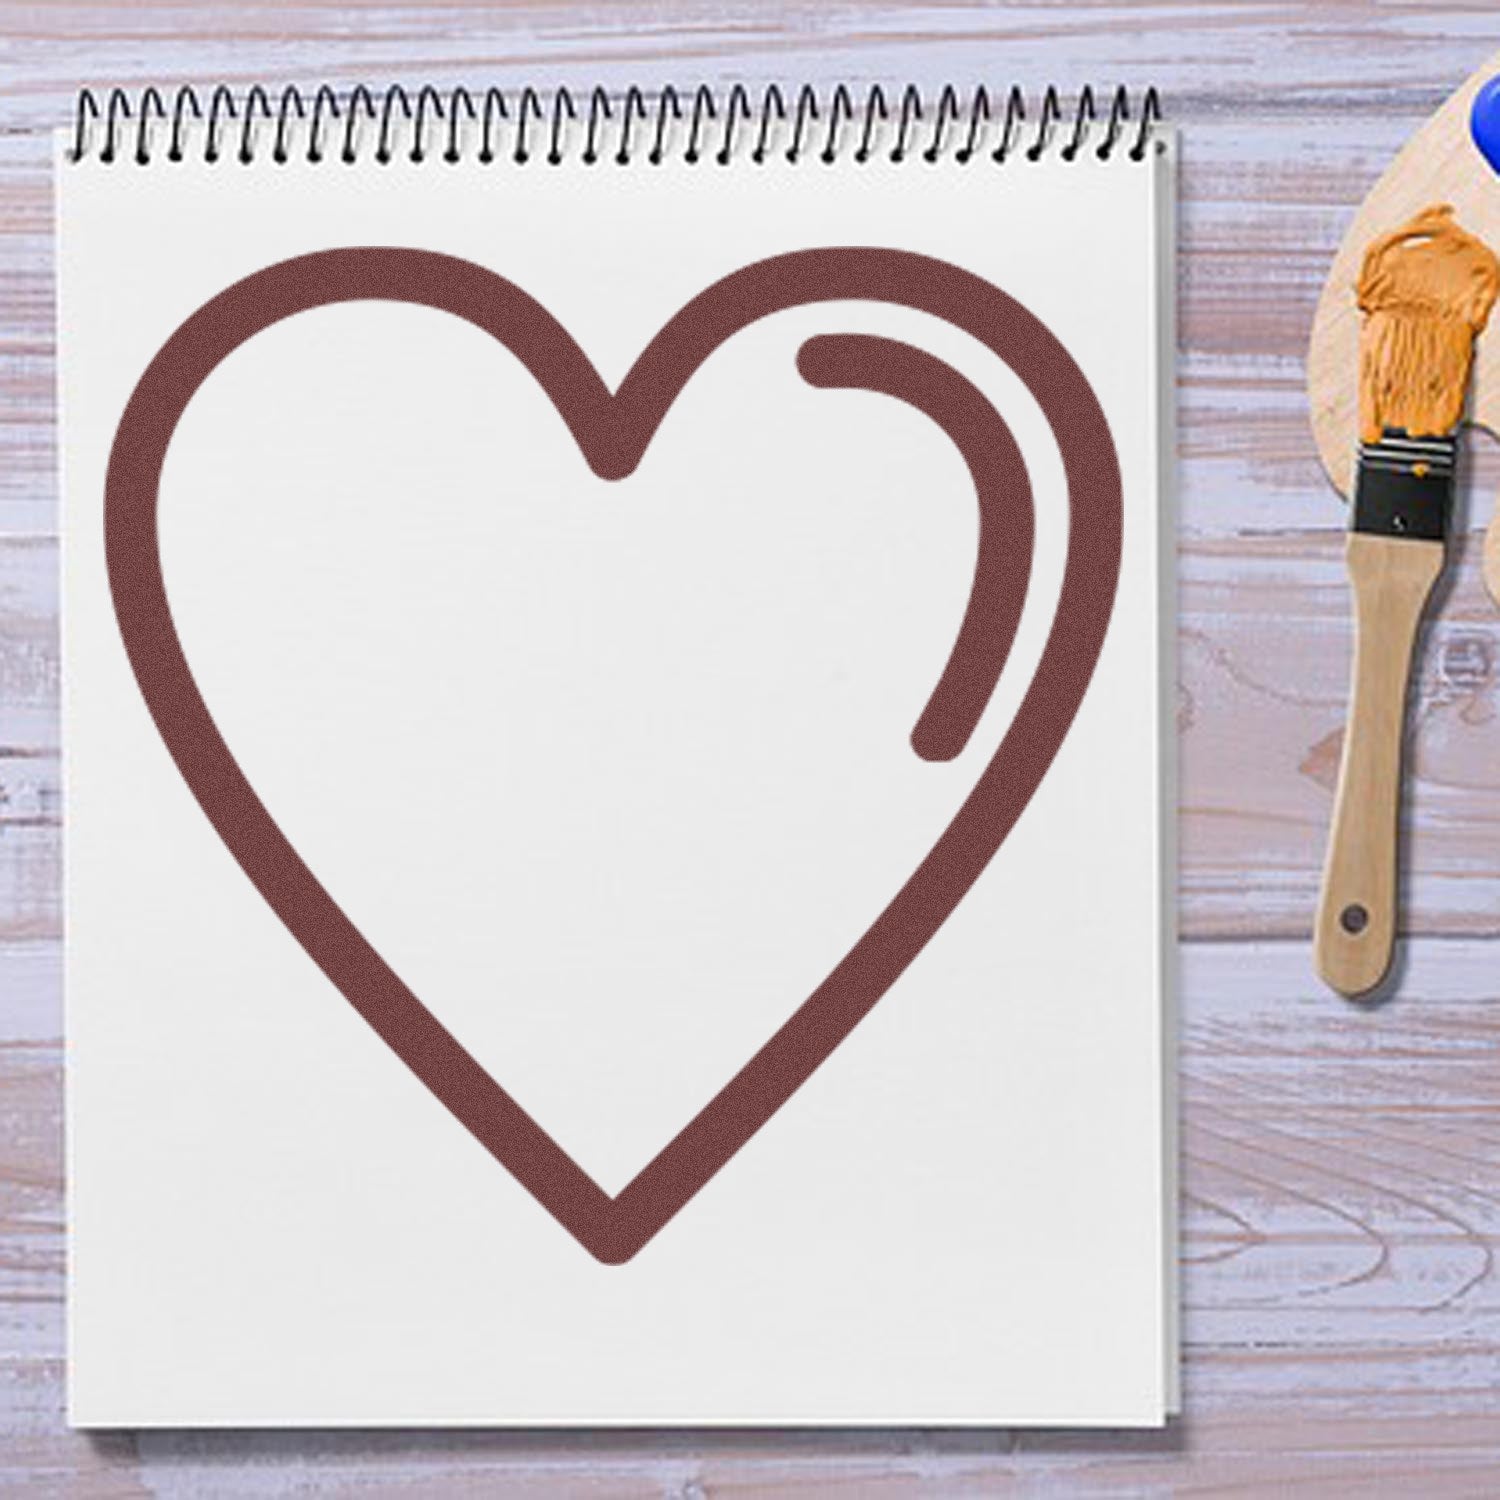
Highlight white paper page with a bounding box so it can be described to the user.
[61,119,1174,1427]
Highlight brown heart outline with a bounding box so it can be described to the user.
[105,247,1121,1264]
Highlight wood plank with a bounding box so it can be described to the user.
[9,0,1500,1489]
[7,525,1500,941]
[3,938,1500,1491]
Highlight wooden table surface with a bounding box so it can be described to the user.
[5,1,1500,1493]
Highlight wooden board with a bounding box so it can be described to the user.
[4,2,1500,1493]
[1309,45,1500,502]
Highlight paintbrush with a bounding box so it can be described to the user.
[1315,205,1499,998]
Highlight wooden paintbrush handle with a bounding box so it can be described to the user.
[1315,532,1444,998]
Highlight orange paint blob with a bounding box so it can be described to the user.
[1357,204,1500,444]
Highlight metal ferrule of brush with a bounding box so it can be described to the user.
[1351,428,1456,542]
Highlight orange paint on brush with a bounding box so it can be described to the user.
[1357,204,1500,444]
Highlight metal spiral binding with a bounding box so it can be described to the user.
[70,83,1162,167]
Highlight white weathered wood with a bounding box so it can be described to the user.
[0,939,1496,1491]
[6,1,1500,1491]
[11,528,1500,944]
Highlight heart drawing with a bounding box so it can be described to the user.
[104,247,1121,1263]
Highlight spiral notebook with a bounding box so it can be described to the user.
[60,83,1177,1428]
